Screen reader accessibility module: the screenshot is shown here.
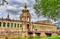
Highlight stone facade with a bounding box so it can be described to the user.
[0,3,59,38]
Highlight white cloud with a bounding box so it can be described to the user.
[16,0,28,3]
[6,5,16,10]
[0,0,59,23]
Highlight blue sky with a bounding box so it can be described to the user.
[0,0,60,23]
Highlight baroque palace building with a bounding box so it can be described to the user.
[0,3,59,38]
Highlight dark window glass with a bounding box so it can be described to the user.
[0,22,1,27]
[3,22,6,27]
[11,23,13,28]
[14,23,16,28]
[7,23,10,27]
[20,24,22,27]
[18,24,19,28]
[27,24,29,29]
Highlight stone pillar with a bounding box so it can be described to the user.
[33,32,35,37]
[1,21,3,28]
[6,22,7,28]
[29,23,31,30]
[22,32,25,37]
[25,31,28,37]
[13,23,14,28]
[40,32,46,37]
[22,32,27,37]
[23,22,26,31]
[52,33,57,36]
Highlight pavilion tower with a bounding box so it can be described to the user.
[20,3,31,22]
[20,3,32,31]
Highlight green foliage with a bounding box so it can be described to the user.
[33,0,60,20]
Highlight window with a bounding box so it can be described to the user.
[14,23,16,28]
[18,24,19,28]
[11,23,13,28]
[33,25,34,28]
[0,22,1,27]
[3,22,6,27]
[20,24,22,27]
[7,23,10,27]
[27,24,29,29]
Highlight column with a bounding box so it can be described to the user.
[13,23,14,28]
[6,22,7,28]
[40,32,46,37]
[1,21,3,28]
[22,21,26,31]
[52,33,57,36]
[33,32,35,37]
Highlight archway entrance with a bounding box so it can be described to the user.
[28,32,33,36]
[35,33,40,37]
[27,24,30,31]
[58,31,60,35]
[27,24,29,28]
[45,33,52,37]
[57,33,60,35]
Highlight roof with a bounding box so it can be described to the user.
[32,20,56,26]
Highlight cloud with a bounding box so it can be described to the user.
[0,0,58,23]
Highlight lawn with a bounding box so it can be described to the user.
[10,36,60,39]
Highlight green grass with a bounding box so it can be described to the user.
[11,36,60,39]
[40,36,60,39]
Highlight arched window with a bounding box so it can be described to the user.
[14,23,16,28]
[20,24,22,27]
[18,24,19,28]
[3,22,6,27]
[11,23,13,28]
[7,23,10,27]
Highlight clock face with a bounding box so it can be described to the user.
[0,0,3,5]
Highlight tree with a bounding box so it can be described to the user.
[0,0,8,6]
[33,0,60,21]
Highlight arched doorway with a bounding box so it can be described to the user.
[28,32,33,37]
[27,24,29,29]
[58,31,60,35]
[27,24,30,31]
[35,33,40,37]
[57,33,60,35]
[45,33,52,37]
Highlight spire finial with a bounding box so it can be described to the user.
[24,3,27,8]
[7,13,9,19]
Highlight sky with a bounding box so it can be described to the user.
[0,0,60,23]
